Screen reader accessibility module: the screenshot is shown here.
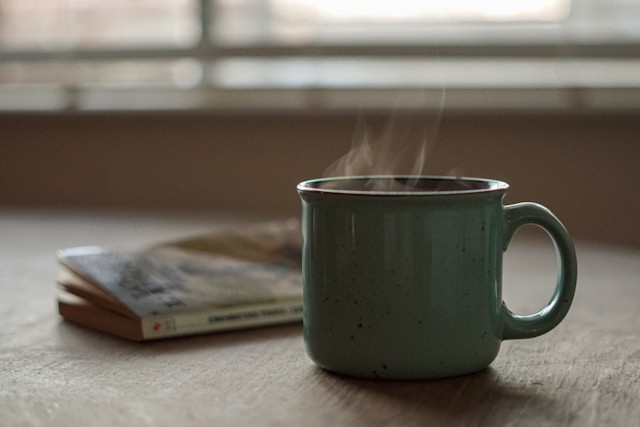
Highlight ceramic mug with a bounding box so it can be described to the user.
[297,176,577,380]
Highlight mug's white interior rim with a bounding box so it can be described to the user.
[297,175,510,196]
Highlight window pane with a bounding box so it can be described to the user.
[273,0,570,22]
[0,60,202,86]
[210,57,640,89]
[0,0,200,50]
[211,0,572,45]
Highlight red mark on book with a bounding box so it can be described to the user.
[153,322,162,331]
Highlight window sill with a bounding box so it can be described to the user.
[1,58,640,113]
[2,86,639,114]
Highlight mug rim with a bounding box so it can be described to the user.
[297,175,509,196]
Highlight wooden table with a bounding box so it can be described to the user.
[1,210,639,427]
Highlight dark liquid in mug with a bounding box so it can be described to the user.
[314,176,490,193]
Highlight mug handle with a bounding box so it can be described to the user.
[500,202,578,340]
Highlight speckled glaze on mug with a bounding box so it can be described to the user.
[297,176,577,380]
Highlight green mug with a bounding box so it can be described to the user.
[297,176,577,380]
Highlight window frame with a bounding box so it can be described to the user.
[1,0,639,113]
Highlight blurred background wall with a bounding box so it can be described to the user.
[1,110,638,247]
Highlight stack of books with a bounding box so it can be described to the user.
[56,220,303,341]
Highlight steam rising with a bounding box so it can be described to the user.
[323,91,446,190]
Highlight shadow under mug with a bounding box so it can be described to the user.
[297,176,577,380]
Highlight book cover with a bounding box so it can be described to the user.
[57,220,303,341]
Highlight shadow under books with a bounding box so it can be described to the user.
[56,319,303,355]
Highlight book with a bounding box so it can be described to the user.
[56,220,303,341]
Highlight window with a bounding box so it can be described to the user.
[1,0,639,111]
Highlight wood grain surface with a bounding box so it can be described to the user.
[1,210,639,427]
